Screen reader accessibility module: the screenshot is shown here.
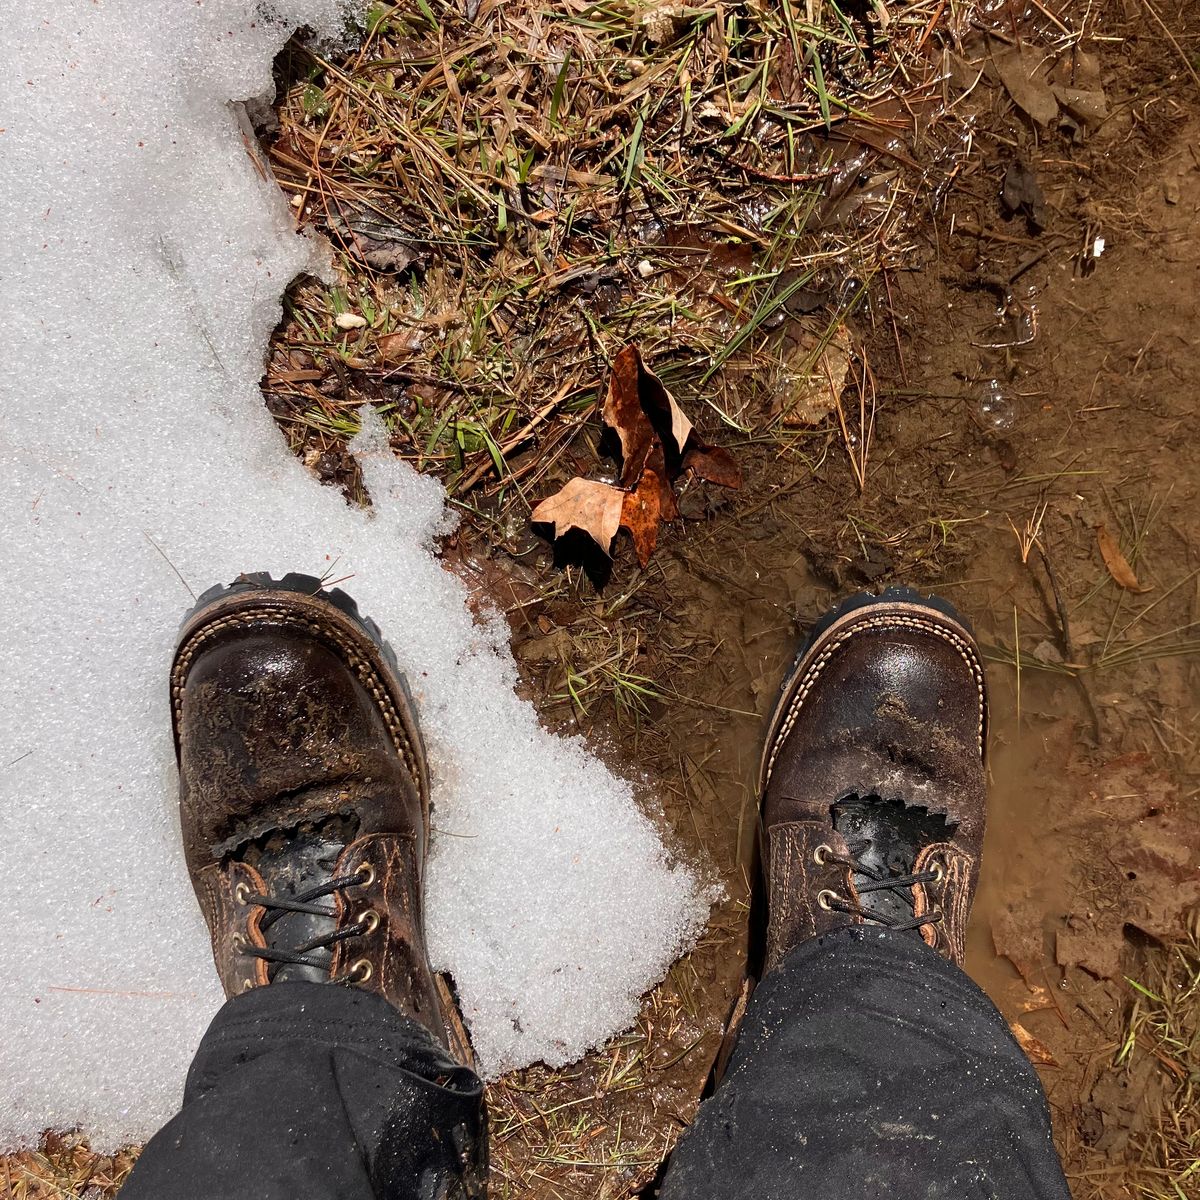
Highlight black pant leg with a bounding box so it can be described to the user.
[661,927,1070,1200]
[120,982,485,1200]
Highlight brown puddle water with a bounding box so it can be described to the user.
[479,23,1200,1198]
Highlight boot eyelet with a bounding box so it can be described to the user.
[356,862,376,888]
[349,958,373,984]
[931,862,946,885]
[234,882,251,906]
[240,978,254,993]
[817,889,838,912]
[813,844,832,866]
[358,909,380,935]
[231,932,247,953]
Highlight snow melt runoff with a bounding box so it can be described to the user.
[0,0,708,1148]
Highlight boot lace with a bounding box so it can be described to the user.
[237,862,377,985]
[814,840,945,933]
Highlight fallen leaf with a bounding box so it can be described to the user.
[603,346,656,487]
[1002,159,1047,232]
[621,470,663,566]
[1010,1021,1058,1066]
[1096,524,1151,593]
[645,441,680,522]
[535,345,739,567]
[377,327,425,363]
[1052,85,1108,129]
[602,345,693,486]
[777,326,852,426]
[683,442,742,488]
[990,905,1044,985]
[638,356,693,458]
[642,3,684,46]
[530,478,625,555]
[991,44,1059,127]
[330,210,423,274]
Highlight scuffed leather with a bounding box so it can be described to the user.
[762,604,987,967]
[330,833,445,1035]
[765,823,861,972]
[173,592,446,1043]
[194,860,269,994]
[913,842,975,963]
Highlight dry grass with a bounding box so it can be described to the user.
[263,0,967,520]
[1,1134,136,1198]
[1072,915,1200,1200]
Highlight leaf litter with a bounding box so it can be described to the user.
[531,346,741,567]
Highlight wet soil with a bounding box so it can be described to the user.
[484,11,1200,1198]
[12,6,1196,1198]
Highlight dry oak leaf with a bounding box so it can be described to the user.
[1009,1021,1058,1067]
[621,469,664,567]
[682,442,742,489]
[990,43,1059,127]
[530,478,625,554]
[534,344,740,563]
[777,325,852,427]
[1095,524,1151,593]
[603,344,693,486]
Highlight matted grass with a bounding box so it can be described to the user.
[262,0,965,524]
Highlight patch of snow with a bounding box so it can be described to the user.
[0,0,708,1149]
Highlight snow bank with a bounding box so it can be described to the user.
[0,0,708,1148]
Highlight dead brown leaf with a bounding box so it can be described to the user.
[530,477,625,555]
[645,441,681,522]
[1096,524,1151,593]
[535,344,739,566]
[991,43,1059,127]
[621,470,663,567]
[683,442,743,489]
[603,345,657,487]
[602,345,694,484]
[377,327,425,363]
[777,326,852,426]
[1010,1020,1059,1067]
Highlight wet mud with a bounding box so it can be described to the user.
[487,23,1200,1200]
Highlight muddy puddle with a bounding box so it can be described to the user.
[488,38,1200,1200]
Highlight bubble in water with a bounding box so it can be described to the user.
[976,379,1015,430]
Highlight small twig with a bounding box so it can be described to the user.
[1143,0,1200,93]
[729,160,841,185]
[143,532,196,600]
[1036,543,1074,662]
[1036,542,1102,742]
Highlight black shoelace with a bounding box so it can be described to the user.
[815,840,945,933]
[238,864,376,985]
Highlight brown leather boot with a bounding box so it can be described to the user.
[759,589,988,970]
[172,573,450,1044]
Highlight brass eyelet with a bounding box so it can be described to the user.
[817,889,838,912]
[356,862,376,888]
[240,978,254,993]
[349,958,373,984]
[931,862,946,885]
[234,882,251,906]
[813,843,832,866]
[358,909,380,936]
[231,932,246,953]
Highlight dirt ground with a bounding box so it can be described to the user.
[6,1,1199,1197]
[481,13,1199,1200]
[477,6,1200,1197]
